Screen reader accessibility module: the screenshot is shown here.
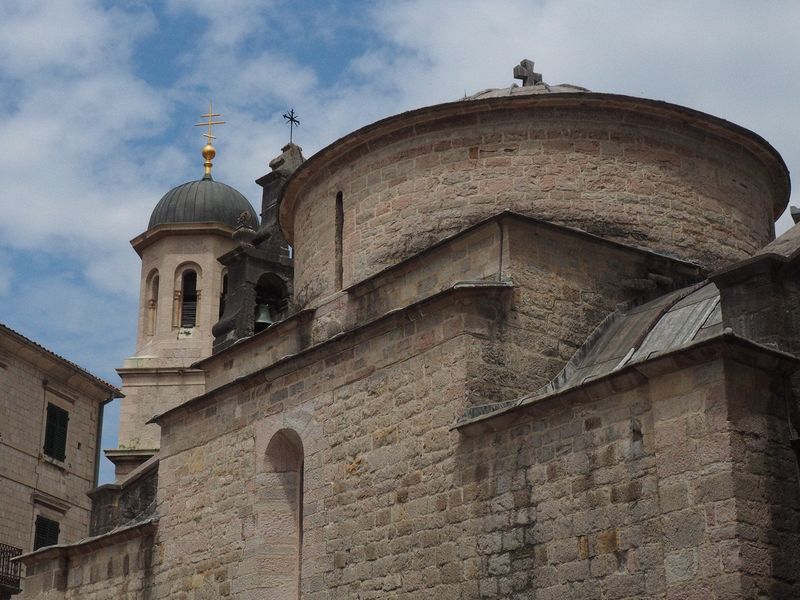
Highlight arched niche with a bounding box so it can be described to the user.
[260,429,304,598]
[145,269,159,336]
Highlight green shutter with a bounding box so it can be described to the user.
[43,404,69,461]
[33,516,60,550]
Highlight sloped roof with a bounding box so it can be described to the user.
[541,282,721,394]
[755,221,800,260]
[461,281,722,422]
[0,323,121,397]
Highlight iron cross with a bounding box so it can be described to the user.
[283,109,300,144]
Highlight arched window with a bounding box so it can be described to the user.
[146,271,159,336]
[219,272,228,320]
[254,274,288,333]
[262,429,304,597]
[180,270,198,328]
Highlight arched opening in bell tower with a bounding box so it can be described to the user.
[180,270,198,328]
[254,273,288,334]
[219,271,228,319]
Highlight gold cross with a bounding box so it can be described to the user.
[195,101,225,143]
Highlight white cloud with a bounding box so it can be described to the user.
[0,0,154,77]
[0,1,174,300]
[166,0,275,48]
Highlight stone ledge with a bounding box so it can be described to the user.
[16,518,158,567]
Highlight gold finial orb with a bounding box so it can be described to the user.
[195,101,225,178]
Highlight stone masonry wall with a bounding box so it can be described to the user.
[0,345,104,554]
[145,309,800,599]
[116,370,204,453]
[288,102,781,309]
[23,272,800,599]
[152,291,490,598]
[474,217,698,404]
[455,354,800,599]
[723,360,800,597]
[21,525,157,600]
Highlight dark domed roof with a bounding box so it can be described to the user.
[148,176,259,230]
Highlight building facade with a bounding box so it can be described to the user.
[0,324,120,599]
[17,62,800,598]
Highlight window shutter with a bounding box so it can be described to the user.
[33,516,60,550]
[43,404,69,461]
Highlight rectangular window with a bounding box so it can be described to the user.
[33,516,60,550]
[43,403,69,461]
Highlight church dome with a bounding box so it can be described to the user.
[148,176,259,230]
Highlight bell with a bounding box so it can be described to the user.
[254,304,274,326]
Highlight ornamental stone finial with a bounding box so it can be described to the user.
[233,211,257,246]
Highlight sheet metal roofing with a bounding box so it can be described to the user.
[148,176,258,230]
[0,323,121,397]
[461,281,722,423]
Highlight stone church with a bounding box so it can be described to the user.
[17,60,800,598]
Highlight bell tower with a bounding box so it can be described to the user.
[107,106,260,480]
[212,142,303,352]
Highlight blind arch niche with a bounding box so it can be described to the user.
[259,429,304,598]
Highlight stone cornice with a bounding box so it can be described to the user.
[130,221,236,256]
[16,519,158,566]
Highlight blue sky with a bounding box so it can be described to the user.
[1,0,799,483]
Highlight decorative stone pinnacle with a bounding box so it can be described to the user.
[236,211,252,229]
[513,59,542,87]
[233,211,257,246]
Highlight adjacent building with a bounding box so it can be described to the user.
[0,324,120,599]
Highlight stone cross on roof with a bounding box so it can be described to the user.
[513,59,542,87]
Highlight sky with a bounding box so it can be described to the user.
[1,0,799,483]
